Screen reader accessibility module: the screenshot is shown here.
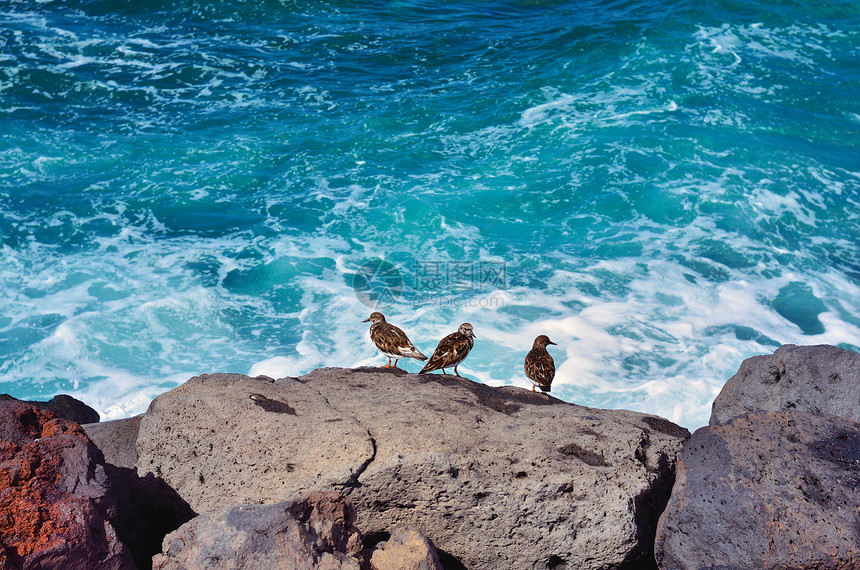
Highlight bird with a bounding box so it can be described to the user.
[363,312,427,368]
[419,323,476,377]
[525,335,556,393]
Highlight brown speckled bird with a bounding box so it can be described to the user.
[525,335,556,393]
[419,323,476,377]
[363,312,427,368]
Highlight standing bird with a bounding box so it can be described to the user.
[363,312,427,368]
[419,323,476,377]
[525,335,557,393]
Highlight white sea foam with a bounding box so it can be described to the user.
[518,93,579,128]
[5,211,851,434]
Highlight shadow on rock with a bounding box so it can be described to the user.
[106,466,197,570]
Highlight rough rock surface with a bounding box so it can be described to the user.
[135,368,689,569]
[710,343,860,425]
[370,527,443,570]
[85,415,143,470]
[0,400,134,570]
[136,373,375,511]
[0,393,100,425]
[655,411,860,569]
[152,491,363,570]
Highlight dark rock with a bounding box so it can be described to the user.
[135,369,689,569]
[0,400,134,569]
[151,491,363,570]
[655,411,860,569]
[0,393,100,425]
[84,415,143,470]
[710,344,860,425]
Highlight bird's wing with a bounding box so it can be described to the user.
[374,323,427,359]
[421,332,471,372]
[526,350,555,384]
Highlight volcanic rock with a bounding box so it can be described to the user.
[135,373,375,510]
[0,400,134,569]
[135,368,689,569]
[0,393,99,425]
[710,343,860,425]
[151,491,363,570]
[655,411,860,569]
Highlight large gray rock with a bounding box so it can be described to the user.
[152,491,363,570]
[136,368,689,569]
[711,344,860,425]
[655,411,860,569]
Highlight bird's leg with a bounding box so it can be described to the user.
[393,359,399,368]
[454,365,461,377]
[441,368,447,375]
[531,385,536,392]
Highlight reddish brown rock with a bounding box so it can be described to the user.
[0,400,134,570]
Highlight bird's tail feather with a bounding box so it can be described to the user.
[404,348,428,360]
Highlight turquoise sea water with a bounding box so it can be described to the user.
[1,0,859,428]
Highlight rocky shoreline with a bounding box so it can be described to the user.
[1,344,859,569]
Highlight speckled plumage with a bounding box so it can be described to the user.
[364,312,427,368]
[419,323,476,377]
[525,335,556,393]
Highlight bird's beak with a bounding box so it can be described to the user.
[362,318,370,322]
[548,340,557,345]
[472,332,477,338]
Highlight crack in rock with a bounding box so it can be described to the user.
[337,433,377,491]
[311,386,378,491]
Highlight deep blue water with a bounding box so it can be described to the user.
[1,0,859,427]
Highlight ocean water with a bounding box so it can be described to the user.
[1,0,859,429]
